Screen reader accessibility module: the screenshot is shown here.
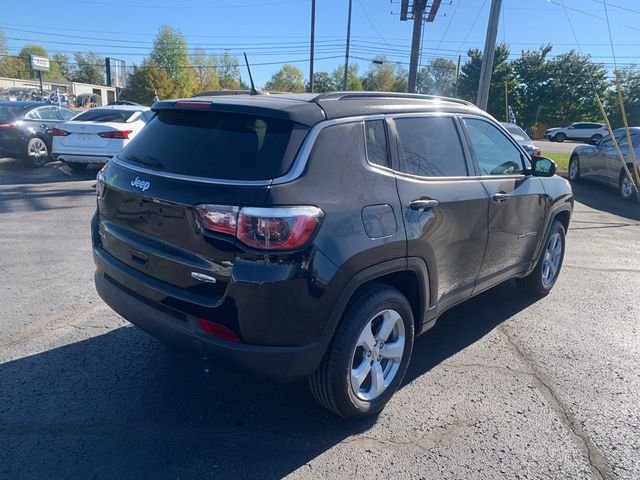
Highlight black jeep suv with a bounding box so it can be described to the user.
[93,92,573,418]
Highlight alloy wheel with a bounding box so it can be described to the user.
[350,309,405,401]
[28,138,48,165]
[541,232,562,287]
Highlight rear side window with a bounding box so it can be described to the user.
[394,116,468,177]
[365,120,390,168]
[73,109,137,122]
[119,110,307,181]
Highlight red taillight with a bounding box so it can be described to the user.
[195,205,324,251]
[175,101,211,109]
[196,205,239,234]
[238,207,323,250]
[0,123,14,131]
[198,318,241,342]
[98,130,132,139]
[51,127,70,136]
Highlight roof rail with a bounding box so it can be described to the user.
[311,91,474,107]
[194,89,272,97]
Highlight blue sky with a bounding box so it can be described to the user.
[2,0,639,87]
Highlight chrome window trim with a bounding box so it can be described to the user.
[363,118,393,170]
[109,111,490,187]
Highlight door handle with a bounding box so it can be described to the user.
[409,199,439,211]
[492,192,511,203]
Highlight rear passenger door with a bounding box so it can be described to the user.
[390,114,489,310]
[460,117,547,290]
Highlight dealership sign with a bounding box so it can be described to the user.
[30,55,50,72]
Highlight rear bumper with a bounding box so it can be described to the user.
[54,153,113,164]
[94,255,332,382]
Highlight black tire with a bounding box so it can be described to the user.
[66,162,87,171]
[568,154,580,182]
[554,133,566,143]
[517,220,566,296]
[308,283,415,419]
[619,167,638,202]
[590,134,602,143]
[26,137,50,167]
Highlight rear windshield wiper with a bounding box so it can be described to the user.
[125,154,163,169]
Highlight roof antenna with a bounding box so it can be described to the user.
[243,52,259,95]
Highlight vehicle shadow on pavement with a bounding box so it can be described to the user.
[405,280,537,385]
[0,281,539,479]
[0,326,375,479]
[570,180,640,222]
[0,157,101,185]
[0,184,95,213]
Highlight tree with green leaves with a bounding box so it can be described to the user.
[331,64,362,91]
[191,50,221,92]
[417,58,457,96]
[150,25,197,98]
[122,59,175,105]
[264,64,305,92]
[511,45,553,129]
[308,71,335,93]
[606,67,640,129]
[457,44,515,120]
[217,52,242,89]
[545,50,608,126]
[72,52,104,84]
[362,56,396,91]
[50,53,73,81]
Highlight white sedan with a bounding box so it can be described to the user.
[52,105,154,170]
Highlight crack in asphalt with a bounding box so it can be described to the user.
[496,325,616,480]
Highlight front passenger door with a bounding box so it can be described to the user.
[461,117,548,291]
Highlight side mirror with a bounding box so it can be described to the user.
[530,156,557,177]
[588,138,599,145]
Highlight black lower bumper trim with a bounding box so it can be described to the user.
[94,271,331,382]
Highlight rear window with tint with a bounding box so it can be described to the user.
[73,109,138,122]
[0,105,27,121]
[119,110,307,181]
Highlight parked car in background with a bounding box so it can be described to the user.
[0,101,76,166]
[93,92,573,419]
[544,122,607,143]
[501,122,541,157]
[568,127,640,201]
[52,105,153,170]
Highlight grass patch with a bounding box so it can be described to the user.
[544,152,570,172]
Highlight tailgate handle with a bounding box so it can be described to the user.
[130,250,148,266]
[409,199,439,211]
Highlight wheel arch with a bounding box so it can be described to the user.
[322,257,430,341]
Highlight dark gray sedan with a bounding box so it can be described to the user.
[0,101,76,166]
[568,127,640,201]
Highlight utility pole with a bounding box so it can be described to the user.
[400,0,441,93]
[309,0,316,92]
[454,54,461,97]
[407,0,426,93]
[343,0,353,90]
[476,0,502,110]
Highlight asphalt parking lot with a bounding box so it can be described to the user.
[1,157,639,479]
